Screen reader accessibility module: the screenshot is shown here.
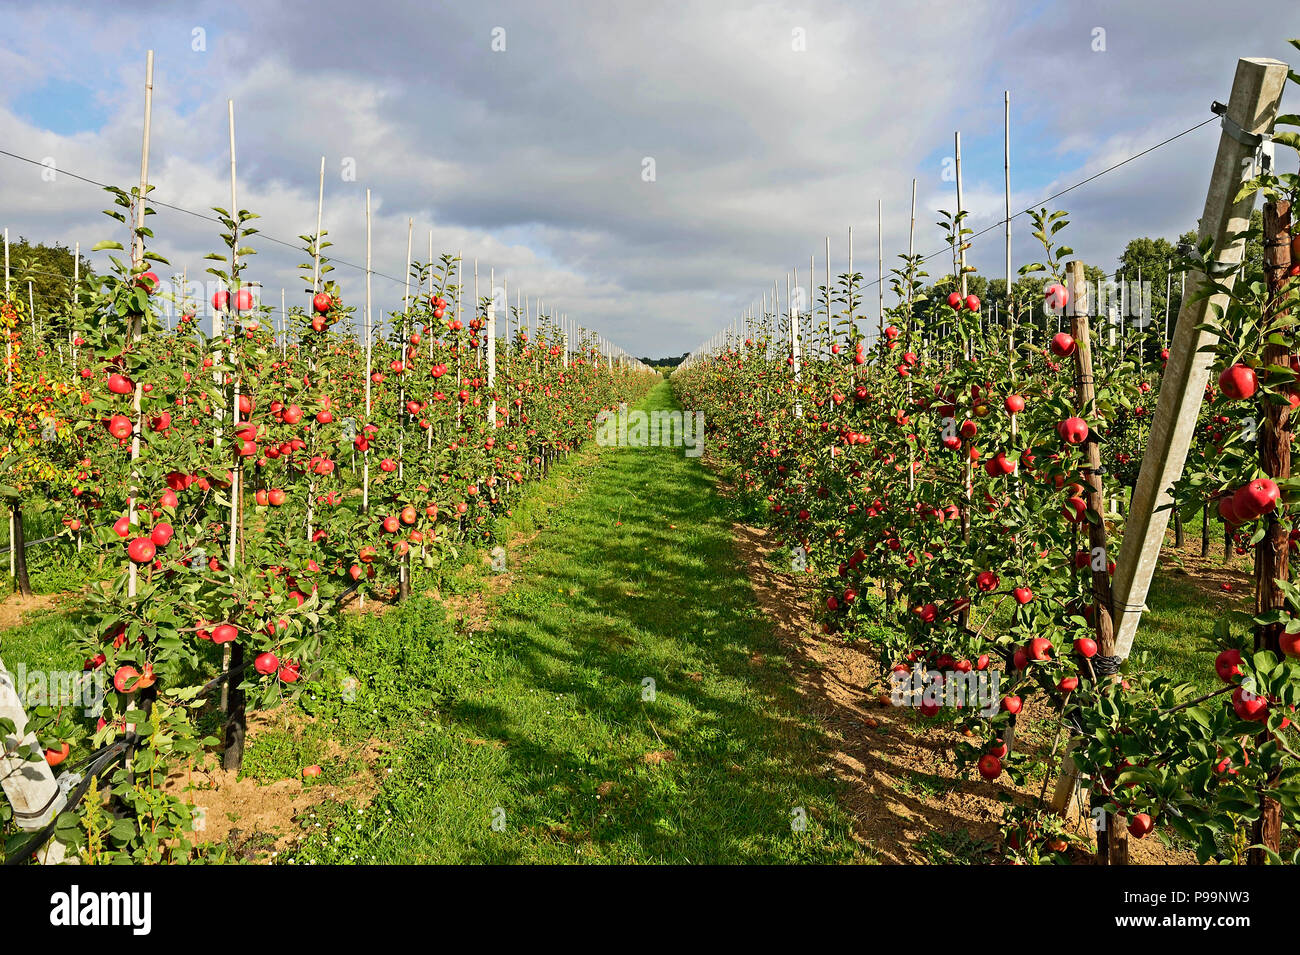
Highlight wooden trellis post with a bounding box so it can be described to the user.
[789,273,801,419]
[1249,197,1293,863]
[1110,57,1289,659]
[487,267,497,426]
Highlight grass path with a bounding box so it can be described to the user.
[293,381,865,863]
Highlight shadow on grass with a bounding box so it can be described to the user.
[311,382,867,864]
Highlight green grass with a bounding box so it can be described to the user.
[1137,531,1253,691]
[287,381,867,864]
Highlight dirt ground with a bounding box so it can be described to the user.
[0,592,58,631]
[726,507,1195,865]
[161,708,388,862]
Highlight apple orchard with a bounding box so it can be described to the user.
[675,71,1300,863]
[0,180,655,862]
[3,50,1300,868]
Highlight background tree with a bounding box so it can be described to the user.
[6,238,95,315]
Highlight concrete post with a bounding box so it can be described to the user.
[1111,57,1289,659]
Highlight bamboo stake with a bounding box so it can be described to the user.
[220,96,251,770]
[955,131,967,301]
[127,51,154,604]
[877,201,883,340]
[1250,198,1294,864]
[312,157,325,292]
[789,272,801,418]
[363,189,372,514]
[1005,91,1015,357]
[488,267,497,426]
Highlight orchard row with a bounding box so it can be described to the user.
[0,186,655,861]
[674,200,1300,864]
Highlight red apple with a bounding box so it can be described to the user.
[1126,813,1153,838]
[1050,332,1075,357]
[1233,478,1280,521]
[1057,417,1089,445]
[1232,685,1268,721]
[107,415,132,440]
[127,537,156,564]
[1218,364,1258,400]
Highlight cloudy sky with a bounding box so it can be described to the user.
[0,0,1295,355]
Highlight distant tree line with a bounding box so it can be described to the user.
[639,353,689,372]
[2,237,95,316]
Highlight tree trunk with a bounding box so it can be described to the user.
[10,502,32,597]
[1249,198,1292,864]
[223,641,246,771]
[1173,496,1184,548]
[1201,504,1210,558]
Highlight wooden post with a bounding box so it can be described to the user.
[1066,260,1125,862]
[955,131,967,299]
[363,190,372,515]
[312,157,325,292]
[907,180,918,491]
[845,224,852,328]
[789,273,801,418]
[1004,91,1013,351]
[1111,57,1289,659]
[221,98,246,771]
[127,50,154,602]
[877,199,884,340]
[1249,198,1293,864]
[824,236,831,342]
[487,266,497,426]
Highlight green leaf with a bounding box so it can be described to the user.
[1274,131,1300,152]
[109,818,137,844]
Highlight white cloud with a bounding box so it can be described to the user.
[0,0,1294,355]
